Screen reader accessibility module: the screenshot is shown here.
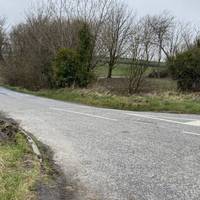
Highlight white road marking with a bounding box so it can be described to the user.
[144,115,199,121]
[184,121,200,126]
[126,113,200,127]
[183,131,200,136]
[50,108,118,121]
[126,113,186,124]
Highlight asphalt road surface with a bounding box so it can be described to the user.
[1,87,200,200]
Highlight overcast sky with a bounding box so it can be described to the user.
[0,0,199,27]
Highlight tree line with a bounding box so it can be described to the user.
[0,0,199,92]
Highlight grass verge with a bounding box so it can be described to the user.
[3,85,200,114]
[0,116,67,200]
[0,132,40,199]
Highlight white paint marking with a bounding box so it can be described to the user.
[126,113,186,125]
[144,115,199,122]
[50,108,118,121]
[126,113,200,127]
[183,131,200,136]
[184,121,200,127]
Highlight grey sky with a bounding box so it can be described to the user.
[0,0,29,26]
[0,0,200,27]
[128,0,200,25]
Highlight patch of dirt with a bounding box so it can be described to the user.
[22,155,35,170]
[36,179,67,200]
[34,139,74,200]
[0,116,18,142]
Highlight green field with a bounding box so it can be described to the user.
[95,64,129,77]
[95,64,167,78]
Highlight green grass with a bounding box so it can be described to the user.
[95,64,129,77]
[0,117,61,200]
[95,64,168,78]
[5,86,200,114]
[0,133,40,200]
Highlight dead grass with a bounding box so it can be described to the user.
[95,77,177,95]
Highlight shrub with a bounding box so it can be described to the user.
[76,22,95,87]
[53,48,95,88]
[76,67,95,87]
[77,22,94,72]
[169,47,200,91]
[53,23,95,88]
[53,48,80,87]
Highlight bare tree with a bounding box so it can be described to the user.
[155,21,185,62]
[147,12,174,63]
[2,8,59,89]
[101,0,134,78]
[150,18,199,60]
[128,20,154,94]
[0,17,6,64]
[180,23,200,51]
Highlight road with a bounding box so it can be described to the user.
[0,87,200,200]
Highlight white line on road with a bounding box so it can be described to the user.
[126,113,186,124]
[184,121,200,126]
[126,113,200,127]
[144,115,199,121]
[50,108,118,121]
[183,131,200,136]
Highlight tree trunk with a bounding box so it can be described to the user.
[107,64,113,79]
[157,43,162,78]
[0,52,5,66]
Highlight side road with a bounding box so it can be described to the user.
[1,87,200,200]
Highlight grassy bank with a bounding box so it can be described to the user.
[0,116,66,200]
[4,86,200,114]
[0,131,40,199]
